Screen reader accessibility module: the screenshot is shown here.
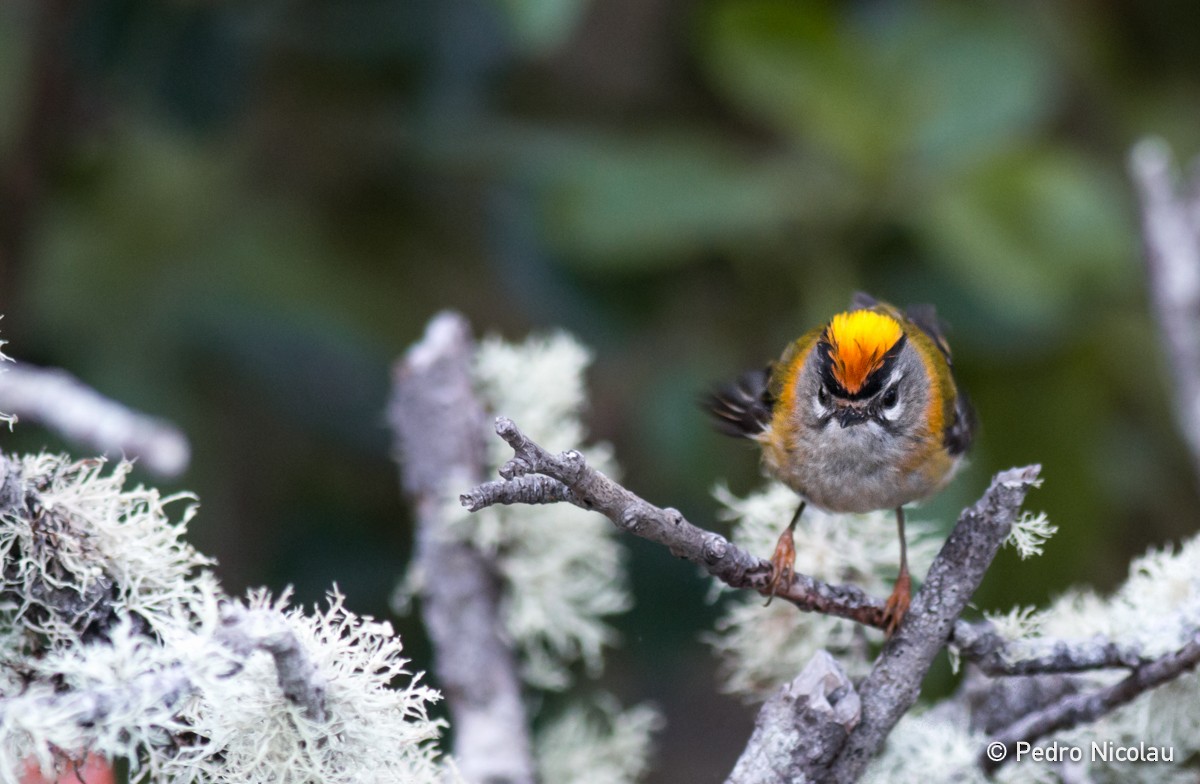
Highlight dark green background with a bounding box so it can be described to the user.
[2,1,1198,779]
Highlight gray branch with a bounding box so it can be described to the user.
[823,466,1041,783]
[983,631,1200,772]
[464,417,891,629]
[951,620,1154,676]
[1132,139,1200,485]
[0,362,191,478]
[955,666,1084,736]
[463,474,578,508]
[937,625,1156,752]
[390,312,535,784]
[727,651,861,784]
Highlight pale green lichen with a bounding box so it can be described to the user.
[861,711,1057,784]
[1004,511,1058,560]
[535,696,663,784]
[0,455,211,650]
[166,590,446,784]
[984,604,1044,644]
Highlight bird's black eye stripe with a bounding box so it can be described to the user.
[882,385,899,409]
[817,384,830,407]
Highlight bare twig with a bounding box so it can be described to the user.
[1132,139,1200,484]
[0,363,191,478]
[727,651,861,784]
[824,465,1041,783]
[464,474,578,508]
[390,312,535,784]
[463,416,890,629]
[983,631,1200,772]
[952,620,1153,676]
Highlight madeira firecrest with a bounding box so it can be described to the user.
[708,292,974,634]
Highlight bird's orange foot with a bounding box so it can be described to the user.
[882,570,912,636]
[763,526,797,605]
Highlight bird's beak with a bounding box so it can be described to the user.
[835,405,869,428]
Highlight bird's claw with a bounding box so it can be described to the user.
[882,569,912,636]
[763,526,796,606]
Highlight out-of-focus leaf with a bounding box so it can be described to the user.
[28,127,416,369]
[893,7,1058,172]
[701,1,1057,177]
[915,148,1135,334]
[495,0,592,55]
[29,129,232,353]
[505,129,836,268]
[703,2,885,171]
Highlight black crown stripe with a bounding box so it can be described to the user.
[817,334,907,401]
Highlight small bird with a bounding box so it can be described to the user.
[707,293,974,634]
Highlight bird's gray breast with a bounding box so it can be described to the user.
[783,421,921,513]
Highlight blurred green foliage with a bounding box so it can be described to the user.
[2,0,1200,779]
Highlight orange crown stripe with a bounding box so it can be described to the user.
[825,310,903,394]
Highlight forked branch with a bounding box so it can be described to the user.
[983,632,1200,772]
[463,415,1047,782]
[463,416,890,629]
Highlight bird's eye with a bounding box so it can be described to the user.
[882,385,899,409]
[817,385,830,408]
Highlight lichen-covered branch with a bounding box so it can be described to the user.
[0,657,196,767]
[463,417,890,629]
[983,631,1200,772]
[0,455,209,645]
[951,620,1154,676]
[0,594,432,781]
[4,603,333,735]
[0,363,191,478]
[1131,139,1200,484]
[390,312,535,784]
[0,448,446,781]
[215,603,329,723]
[823,466,1041,783]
